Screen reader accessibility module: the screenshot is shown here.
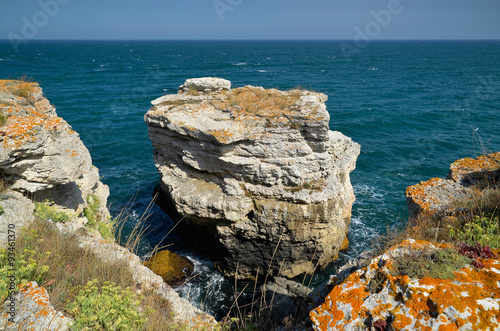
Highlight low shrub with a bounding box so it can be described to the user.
[0,229,50,302]
[34,201,71,223]
[448,213,500,249]
[1,217,175,330]
[391,248,471,279]
[67,279,152,330]
[84,194,115,241]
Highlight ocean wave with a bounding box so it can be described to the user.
[258,70,268,72]
[233,62,247,66]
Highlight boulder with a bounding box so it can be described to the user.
[178,77,231,94]
[145,79,360,279]
[143,250,194,286]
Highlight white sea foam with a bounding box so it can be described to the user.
[234,62,247,66]
[258,70,268,72]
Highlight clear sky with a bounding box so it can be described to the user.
[1,0,499,40]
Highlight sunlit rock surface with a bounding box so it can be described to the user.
[145,78,360,279]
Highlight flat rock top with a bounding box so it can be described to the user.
[0,80,70,151]
[147,85,329,144]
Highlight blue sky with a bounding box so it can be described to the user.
[1,0,499,40]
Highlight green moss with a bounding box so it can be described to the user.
[34,201,71,223]
[391,248,471,279]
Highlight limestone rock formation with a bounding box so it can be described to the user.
[309,239,500,330]
[0,80,216,329]
[145,78,360,279]
[0,80,109,217]
[406,152,500,218]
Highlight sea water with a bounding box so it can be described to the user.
[1,40,499,316]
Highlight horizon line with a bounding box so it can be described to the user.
[1,38,500,42]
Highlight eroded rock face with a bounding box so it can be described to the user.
[309,239,500,331]
[406,152,500,218]
[0,80,109,217]
[145,78,360,279]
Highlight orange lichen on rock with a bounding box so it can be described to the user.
[310,240,500,331]
[449,152,500,184]
[406,153,500,219]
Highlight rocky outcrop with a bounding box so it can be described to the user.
[145,78,360,279]
[310,239,500,330]
[0,80,109,217]
[0,80,216,329]
[406,152,500,218]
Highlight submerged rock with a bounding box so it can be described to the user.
[143,250,194,286]
[145,78,360,279]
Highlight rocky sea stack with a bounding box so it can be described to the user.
[145,77,360,279]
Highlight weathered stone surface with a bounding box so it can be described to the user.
[310,239,500,330]
[406,152,500,219]
[0,80,109,217]
[179,77,231,93]
[0,192,35,248]
[0,282,73,331]
[145,79,360,279]
[143,250,194,286]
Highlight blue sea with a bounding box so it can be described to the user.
[1,40,499,316]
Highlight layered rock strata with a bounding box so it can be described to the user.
[0,80,215,329]
[406,152,500,218]
[0,80,109,216]
[145,78,360,279]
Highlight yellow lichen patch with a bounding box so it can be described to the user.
[208,128,235,143]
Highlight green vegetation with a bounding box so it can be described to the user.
[84,194,115,242]
[67,280,152,330]
[1,218,175,330]
[0,230,51,302]
[34,201,71,223]
[449,214,500,249]
[391,248,471,279]
[0,112,7,126]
